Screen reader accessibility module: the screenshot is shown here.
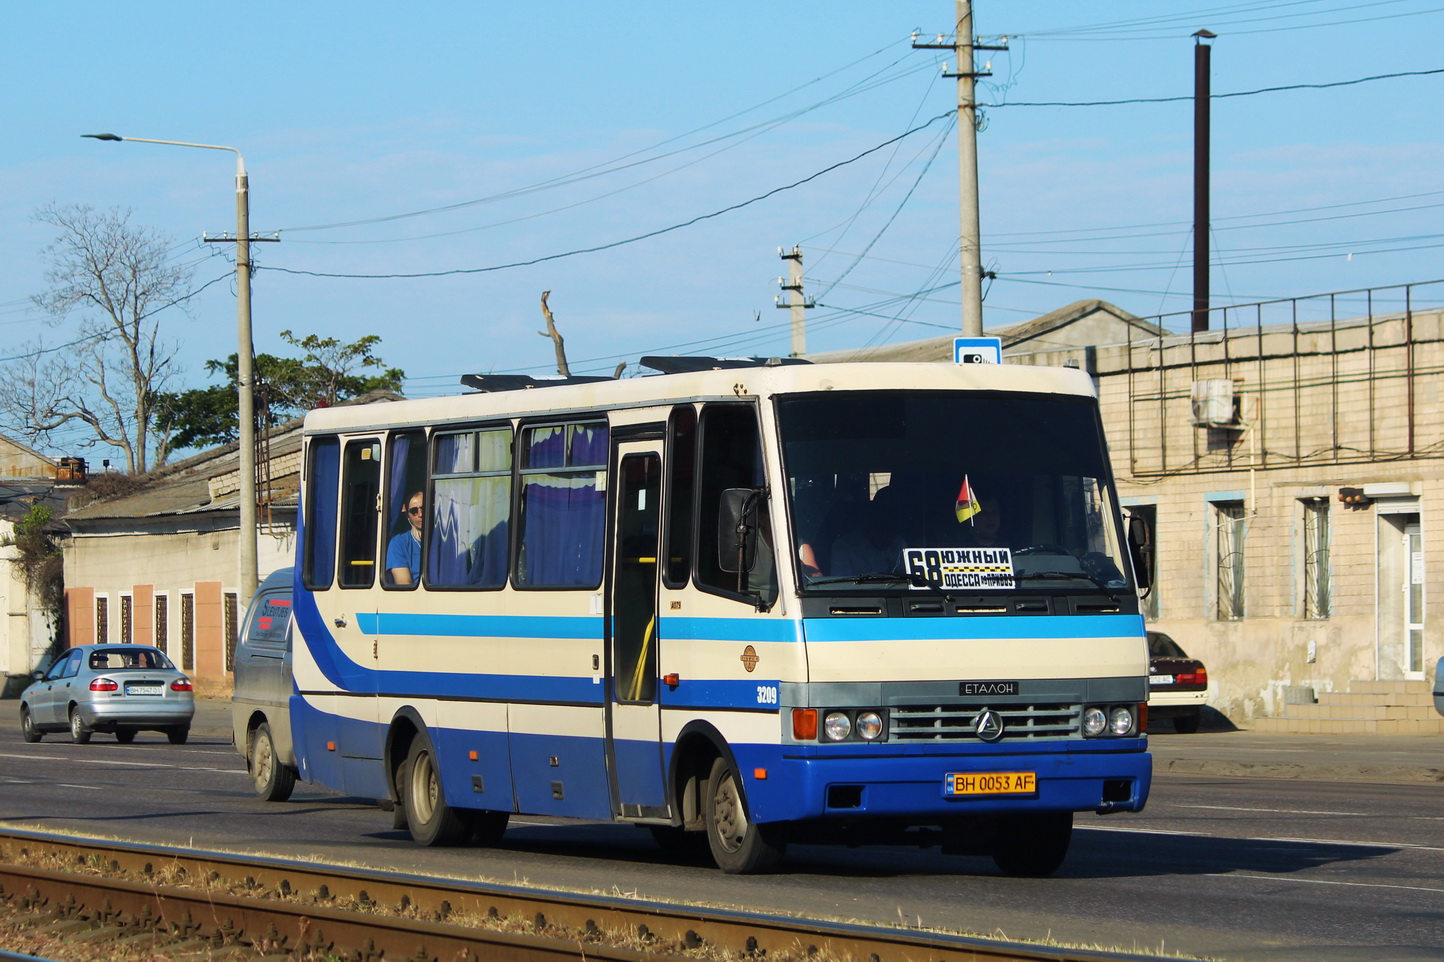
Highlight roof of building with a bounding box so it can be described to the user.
[62,390,403,528]
[806,299,1168,364]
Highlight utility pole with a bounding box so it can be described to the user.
[83,133,277,602]
[1192,29,1216,333]
[914,1,1005,336]
[775,246,814,357]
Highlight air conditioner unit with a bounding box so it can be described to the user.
[1190,379,1239,427]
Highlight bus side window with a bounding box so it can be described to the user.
[662,404,697,589]
[303,437,341,590]
[695,404,776,608]
[382,430,427,589]
[430,426,513,589]
[338,439,382,588]
[517,421,608,587]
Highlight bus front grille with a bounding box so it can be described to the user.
[890,703,1080,741]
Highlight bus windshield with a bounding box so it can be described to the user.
[777,390,1131,593]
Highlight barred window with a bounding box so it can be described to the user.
[1302,499,1331,620]
[1215,501,1246,620]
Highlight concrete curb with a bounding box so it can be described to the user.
[1156,756,1444,784]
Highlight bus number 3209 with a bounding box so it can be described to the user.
[756,685,778,705]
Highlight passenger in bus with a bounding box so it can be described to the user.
[829,485,908,575]
[961,499,1007,548]
[386,491,425,584]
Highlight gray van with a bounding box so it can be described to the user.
[231,567,298,801]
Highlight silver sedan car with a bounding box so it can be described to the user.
[19,644,195,744]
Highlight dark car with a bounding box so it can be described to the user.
[19,643,195,744]
[231,567,298,801]
[1147,631,1208,733]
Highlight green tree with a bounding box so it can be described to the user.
[155,331,404,450]
[3,504,64,623]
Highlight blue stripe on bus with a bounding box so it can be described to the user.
[661,678,781,712]
[357,611,603,639]
[661,617,803,644]
[378,671,604,703]
[801,613,1145,643]
[351,611,802,645]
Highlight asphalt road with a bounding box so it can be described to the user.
[0,706,1441,961]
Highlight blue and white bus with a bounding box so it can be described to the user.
[284,357,1152,874]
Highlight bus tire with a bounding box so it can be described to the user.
[250,722,296,802]
[703,756,786,874]
[463,809,510,847]
[992,811,1072,877]
[401,734,469,846]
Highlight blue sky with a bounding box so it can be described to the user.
[2,1,1442,453]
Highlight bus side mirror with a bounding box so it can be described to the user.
[717,488,761,574]
[1127,513,1153,591]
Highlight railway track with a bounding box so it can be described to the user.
[0,828,1174,961]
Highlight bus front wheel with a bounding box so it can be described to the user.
[703,756,786,874]
[992,811,1072,877]
[401,734,470,846]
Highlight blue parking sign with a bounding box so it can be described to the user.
[954,337,1003,364]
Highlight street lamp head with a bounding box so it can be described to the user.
[82,133,123,142]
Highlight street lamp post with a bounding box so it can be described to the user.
[83,133,259,601]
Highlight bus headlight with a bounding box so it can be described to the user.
[1082,706,1107,737]
[1109,706,1136,735]
[856,711,883,740]
[823,711,852,741]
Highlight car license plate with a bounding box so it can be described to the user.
[125,684,163,696]
[1150,673,1174,685]
[944,772,1036,796]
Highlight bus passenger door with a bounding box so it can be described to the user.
[607,443,668,818]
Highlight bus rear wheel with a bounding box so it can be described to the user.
[992,811,1072,877]
[703,756,786,874]
[401,734,470,846]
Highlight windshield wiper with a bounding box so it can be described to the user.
[1016,570,1121,593]
[807,571,945,594]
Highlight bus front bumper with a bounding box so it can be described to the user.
[736,742,1152,823]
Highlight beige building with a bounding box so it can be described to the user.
[1009,296,1442,731]
[61,430,301,694]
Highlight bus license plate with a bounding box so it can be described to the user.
[944,772,1036,796]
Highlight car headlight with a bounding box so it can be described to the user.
[1109,706,1135,735]
[823,711,852,741]
[857,711,883,740]
[1082,706,1107,736]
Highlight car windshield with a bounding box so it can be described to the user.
[777,390,1131,593]
[88,647,172,671]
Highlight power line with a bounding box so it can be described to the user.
[1012,0,1444,40]
[985,66,1444,107]
[278,44,932,236]
[0,272,234,363]
[263,112,955,282]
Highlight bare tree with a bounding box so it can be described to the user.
[0,204,195,473]
[538,290,572,377]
